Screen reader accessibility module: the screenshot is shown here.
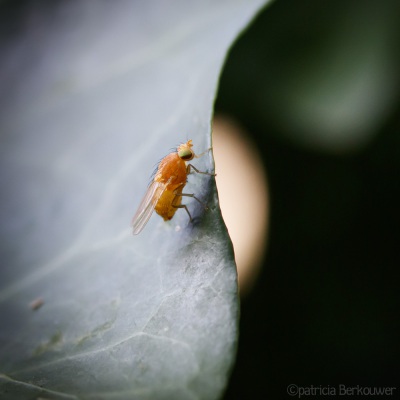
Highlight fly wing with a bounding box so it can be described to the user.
[131,180,166,235]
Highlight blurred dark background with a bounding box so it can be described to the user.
[217,0,400,398]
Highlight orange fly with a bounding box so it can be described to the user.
[131,139,213,235]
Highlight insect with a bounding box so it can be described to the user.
[131,139,214,235]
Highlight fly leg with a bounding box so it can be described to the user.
[179,192,208,210]
[173,204,193,222]
[172,189,208,223]
[187,164,216,176]
[195,147,213,158]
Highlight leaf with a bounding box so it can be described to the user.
[0,1,268,399]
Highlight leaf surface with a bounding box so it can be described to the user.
[0,1,268,399]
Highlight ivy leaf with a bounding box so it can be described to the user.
[0,1,268,399]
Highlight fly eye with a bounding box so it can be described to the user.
[178,148,194,160]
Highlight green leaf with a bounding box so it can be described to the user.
[0,1,268,399]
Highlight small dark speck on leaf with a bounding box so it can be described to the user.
[29,297,44,311]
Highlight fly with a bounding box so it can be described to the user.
[131,139,214,235]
